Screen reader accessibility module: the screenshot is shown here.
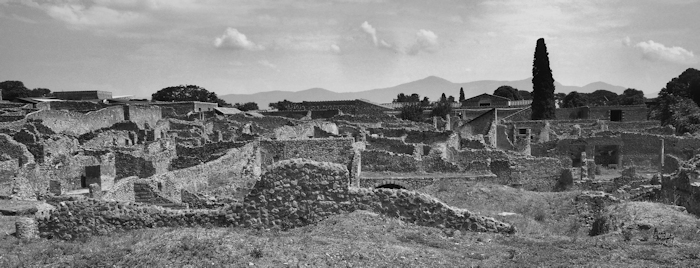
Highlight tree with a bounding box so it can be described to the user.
[531,38,556,120]
[394,93,421,103]
[421,97,430,106]
[152,85,230,106]
[431,93,452,119]
[447,95,455,103]
[234,102,259,111]
[399,103,424,122]
[0,81,51,101]
[562,91,588,108]
[618,88,645,105]
[519,90,533,100]
[459,87,465,102]
[587,90,619,106]
[651,68,700,134]
[269,99,293,110]
[493,85,522,100]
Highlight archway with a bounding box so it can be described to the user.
[376,184,406,189]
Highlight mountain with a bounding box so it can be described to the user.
[220,76,629,108]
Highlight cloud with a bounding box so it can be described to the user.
[622,36,632,47]
[634,40,696,64]
[407,29,439,55]
[330,44,341,53]
[214,28,264,51]
[361,21,377,46]
[258,60,277,69]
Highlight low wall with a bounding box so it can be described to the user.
[38,159,514,240]
[26,106,125,136]
[365,136,415,155]
[361,150,420,173]
[259,138,354,169]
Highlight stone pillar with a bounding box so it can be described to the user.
[433,116,438,130]
[445,115,452,131]
[580,152,588,180]
[15,217,38,240]
[660,138,665,169]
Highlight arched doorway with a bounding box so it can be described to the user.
[376,184,406,189]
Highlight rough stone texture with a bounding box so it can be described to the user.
[660,168,700,216]
[115,139,176,179]
[26,106,125,136]
[575,191,620,227]
[361,150,420,173]
[273,121,339,140]
[365,136,415,155]
[149,142,260,196]
[170,141,247,170]
[15,217,39,239]
[259,138,354,170]
[37,158,515,240]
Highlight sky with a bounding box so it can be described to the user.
[1,0,699,99]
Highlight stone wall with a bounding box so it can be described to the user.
[115,139,176,179]
[660,169,700,216]
[361,150,420,173]
[259,138,354,170]
[365,136,415,155]
[36,158,515,240]
[170,141,247,170]
[149,142,260,196]
[126,105,162,129]
[26,106,125,136]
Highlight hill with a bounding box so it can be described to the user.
[220,76,628,108]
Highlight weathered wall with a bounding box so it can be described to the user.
[361,150,420,173]
[150,142,260,197]
[26,106,125,136]
[37,158,515,240]
[259,138,354,169]
[660,169,700,216]
[126,105,162,129]
[115,139,176,179]
[170,141,247,170]
[365,136,415,155]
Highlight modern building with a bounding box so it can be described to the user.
[53,90,113,100]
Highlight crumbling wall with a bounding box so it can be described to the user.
[507,156,564,191]
[361,150,420,173]
[26,106,125,136]
[0,134,34,170]
[660,169,700,216]
[365,136,414,155]
[36,158,515,240]
[259,138,354,169]
[126,105,162,129]
[170,141,247,170]
[151,142,260,196]
[115,139,176,179]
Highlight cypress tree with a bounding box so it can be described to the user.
[459,87,465,102]
[531,38,556,120]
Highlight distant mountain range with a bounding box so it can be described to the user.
[220,76,627,108]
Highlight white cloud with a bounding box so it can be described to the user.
[258,60,277,69]
[214,28,264,51]
[634,40,696,64]
[361,21,378,46]
[45,4,145,28]
[330,44,341,53]
[407,29,439,55]
[622,36,631,47]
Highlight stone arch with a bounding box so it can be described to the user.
[376,184,406,189]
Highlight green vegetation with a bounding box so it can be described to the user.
[0,81,51,101]
[562,89,645,108]
[651,68,700,134]
[494,85,522,101]
[233,102,259,111]
[151,85,230,107]
[531,38,556,120]
[399,103,424,122]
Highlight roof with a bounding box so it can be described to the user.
[214,107,242,115]
[463,93,511,103]
[15,97,64,104]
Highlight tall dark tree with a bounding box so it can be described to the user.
[660,68,700,106]
[421,97,430,106]
[459,87,465,102]
[440,93,447,102]
[531,38,556,120]
[493,85,522,101]
[651,68,700,133]
[562,91,588,108]
[431,93,452,119]
[152,85,230,107]
[447,95,455,103]
[618,88,645,105]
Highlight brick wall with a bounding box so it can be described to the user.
[259,138,355,170]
